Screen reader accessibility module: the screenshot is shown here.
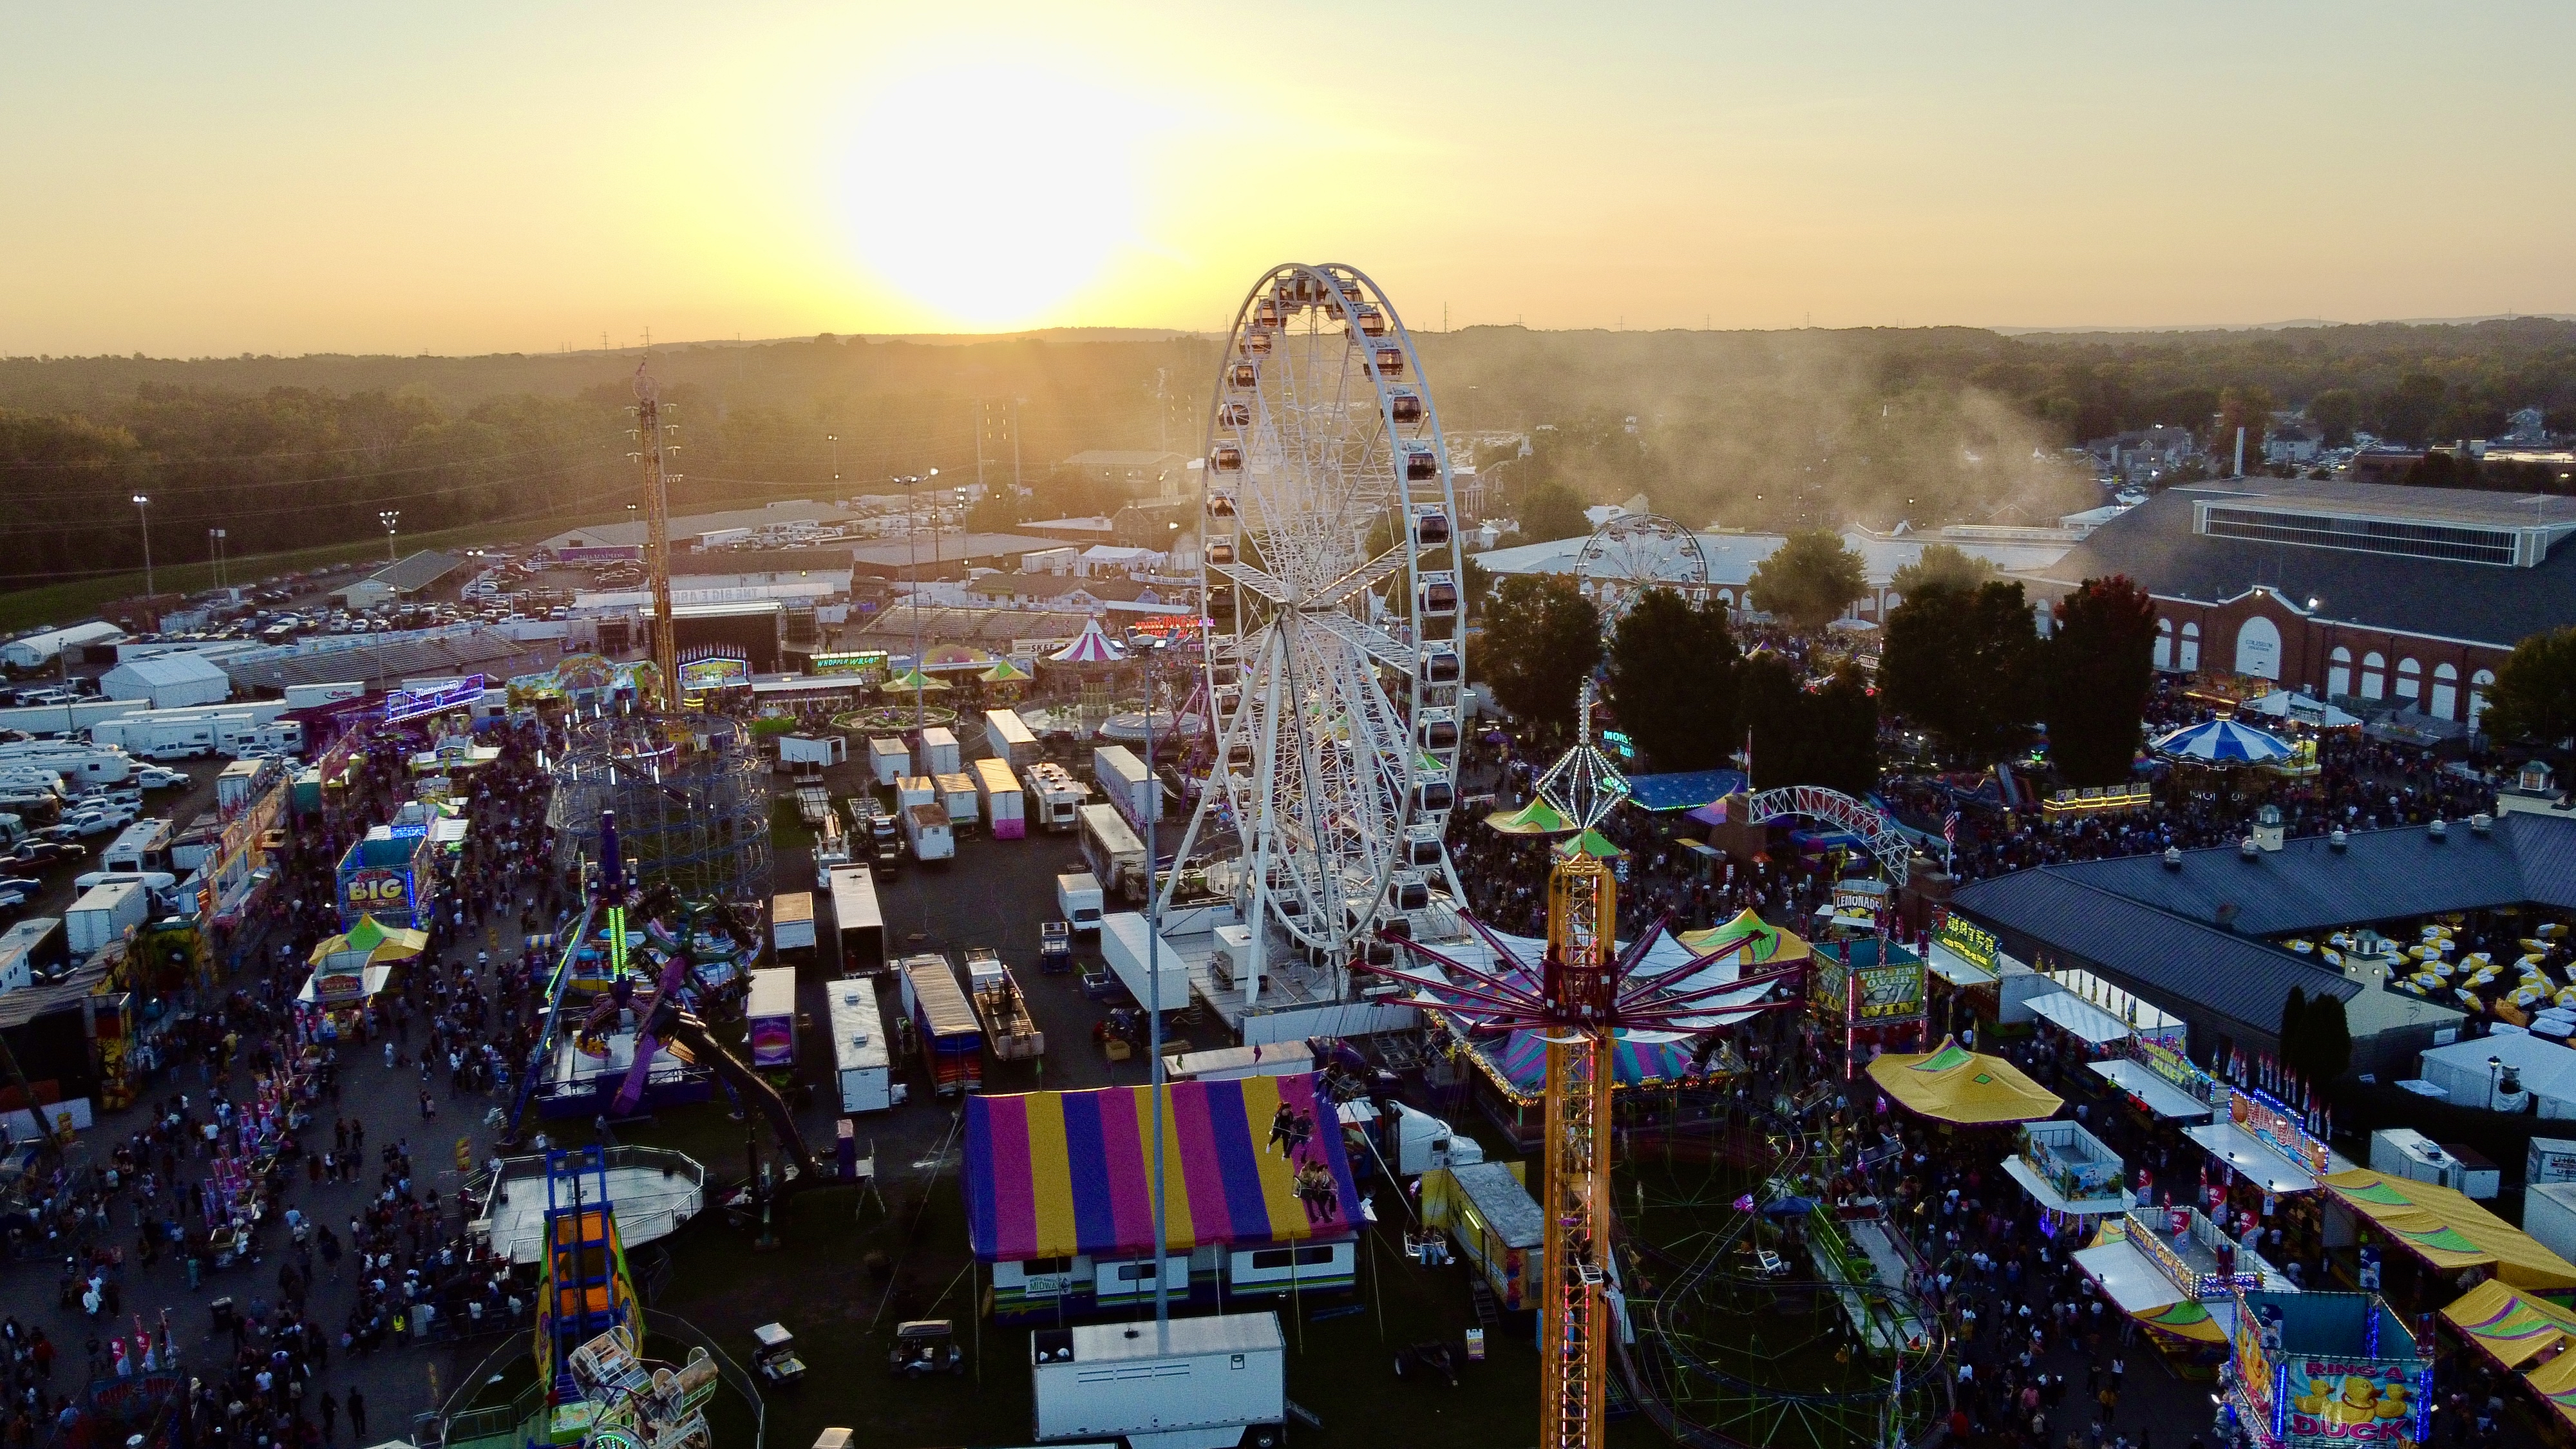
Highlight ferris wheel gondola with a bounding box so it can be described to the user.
[1160,264,1469,972]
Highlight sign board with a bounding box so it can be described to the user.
[810,650,888,675]
[2230,1292,2429,1448]
[384,674,488,724]
[2136,1038,2219,1107]
[1810,942,1926,1025]
[2233,1088,2331,1183]
[1932,913,1998,975]
[678,656,751,698]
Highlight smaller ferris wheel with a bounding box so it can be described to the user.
[1572,512,1709,624]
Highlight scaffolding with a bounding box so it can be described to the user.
[547,712,772,909]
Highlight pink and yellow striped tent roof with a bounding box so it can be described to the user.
[965,1073,1360,1262]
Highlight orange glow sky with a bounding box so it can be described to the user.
[6,2,2572,355]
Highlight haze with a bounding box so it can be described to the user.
[7,1,2573,356]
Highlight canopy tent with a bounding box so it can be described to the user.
[308,914,430,969]
[2442,1279,2576,1434]
[2324,1169,2576,1291]
[298,963,393,1008]
[2150,718,2293,765]
[1624,769,1749,813]
[923,643,997,668]
[879,668,952,694]
[2087,1059,2216,1121]
[1867,1037,2063,1125]
[964,1074,1359,1262]
[1484,799,1574,836]
[1048,618,1127,665]
[1463,1029,1718,1104]
[1675,909,1811,969]
[1551,828,1627,861]
[2240,690,2363,729]
[978,658,1033,684]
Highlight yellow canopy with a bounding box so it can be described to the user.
[2441,1279,2576,1431]
[308,913,429,967]
[2325,1170,2576,1291]
[1676,908,1811,968]
[1866,1036,2062,1125]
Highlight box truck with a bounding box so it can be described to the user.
[67,880,151,955]
[935,772,978,829]
[771,891,816,968]
[903,802,954,864]
[867,737,909,787]
[1056,873,1104,934]
[281,681,366,709]
[1093,744,1161,829]
[826,976,893,1114]
[1031,1312,1285,1449]
[828,865,884,974]
[973,757,1025,840]
[983,708,1039,771]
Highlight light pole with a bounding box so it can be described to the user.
[207,527,228,591]
[827,433,839,483]
[131,495,155,598]
[1139,636,1170,1346]
[378,510,401,564]
[895,470,940,732]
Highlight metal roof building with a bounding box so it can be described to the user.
[334,550,465,606]
[221,625,558,693]
[1,622,124,670]
[1949,816,2576,1075]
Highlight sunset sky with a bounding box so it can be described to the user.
[7,1,2572,355]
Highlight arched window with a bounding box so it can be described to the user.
[2179,621,2201,672]
[2397,657,2423,703]
[2327,646,2353,699]
[2470,668,2497,729]
[2155,618,2174,671]
[1718,589,1735,609]
[2362,651,2386,701]
[2431,661,2459,719]
[2234,616,2282,679]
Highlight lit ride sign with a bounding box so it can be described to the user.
[384,674,488,724]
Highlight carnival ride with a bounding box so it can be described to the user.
[1572,513,1710,627]
[1379,690,1804,1449]
[1162,262,1470,974]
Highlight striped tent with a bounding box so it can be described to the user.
[965,1074,1359,1262]
[2150,718,2293,764]
[1473,1030,1711,1103]
[1049,618,1128,665]
[2443,1279,2576,1432]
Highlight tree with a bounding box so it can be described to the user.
[1479,574,1601,726]
[1511,480,1591,545]
[2482,627,2576,748]
[1889,543,1995,601]
[1604,588,1739,771]
[1879,580,2041,762]
[1748,529,1867,632]
[2280,985,2308,1071]
[2045,575,2159,785]
[2300,992,2352,1083]
[1739,653,1878,797]
[2307,389,2362,447]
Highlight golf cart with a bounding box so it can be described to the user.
[751,1321,805,1386]
[888,1320,965,1378]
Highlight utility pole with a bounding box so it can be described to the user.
[131,495,154,598]
[976,400,988,500]
[631,361,681,712]
[1012,397,1025,498]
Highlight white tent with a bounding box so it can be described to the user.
[2241,690,2362,729]
[2420,1030,2576,1116]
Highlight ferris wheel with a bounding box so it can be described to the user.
[1573,512,1710,625]
[1160,263,1468,969]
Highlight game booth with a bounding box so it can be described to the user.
[2078,1204,2296,1374]
[335,826,437,932]
[2222,1289,2429,1448]
[1810,935,1927,1064]
[297,914,424,1041]
[964,1074,1363,1323]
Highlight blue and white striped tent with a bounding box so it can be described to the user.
[2151,717,2293,764]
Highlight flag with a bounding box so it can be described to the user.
[1942,811,1959,848]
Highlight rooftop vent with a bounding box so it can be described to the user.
[2328,828,2348,851]
[2163,846,2184,871]
[2428,818,2448,841]
[2471,812,2494,836]
[2239,837,2260,859]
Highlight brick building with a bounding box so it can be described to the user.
[2024,477,2576,730]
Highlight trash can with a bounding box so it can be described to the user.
[210,1297,235,1332]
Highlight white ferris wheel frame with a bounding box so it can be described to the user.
[1159,263,1470,971]
[1573,512,1711,625]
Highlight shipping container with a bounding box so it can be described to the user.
[746,967,797,1071]
[1092,744,1161,830]
[867,737,909,787]
[899,954,982,1096]
[281,681,366,709]
[904,802,954,863]
[916,726,961,777]
[828,865,884,973]
[825,976,892,1113]
[1077,804,1147,900]
[67,880,150,955]
[1099,911,1192,1012]
[935,771,978,828]
[771,891,816,967]
[972,757,1025,839]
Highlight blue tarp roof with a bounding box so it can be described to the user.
[1627,769,1748,813]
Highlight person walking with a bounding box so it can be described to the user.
[319,1390,337,1444]
[346,1387,366,1443]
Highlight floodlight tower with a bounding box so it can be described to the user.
[631,362,681,710]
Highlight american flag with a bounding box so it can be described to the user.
[1942,811,1959,848]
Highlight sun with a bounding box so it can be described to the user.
[835,61,1154,330]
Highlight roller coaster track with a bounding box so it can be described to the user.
[1611,1101,1952,1449]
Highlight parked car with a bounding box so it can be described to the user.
[6,840,81,867]
[136,768,189,791]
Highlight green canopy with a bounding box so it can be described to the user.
[880,668,952,693]
[980,658,1033,683]
[1552,828,1627,860]
[1484,798,1573,836]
